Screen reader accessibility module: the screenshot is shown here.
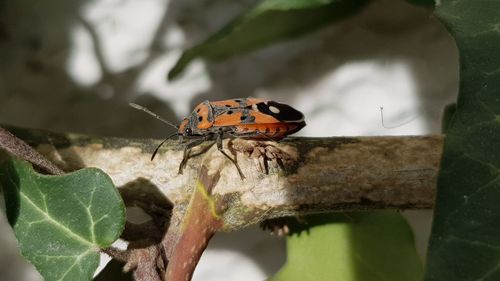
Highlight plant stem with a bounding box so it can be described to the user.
[5,125,442,231]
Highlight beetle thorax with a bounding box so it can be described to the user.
[179,101,215,136]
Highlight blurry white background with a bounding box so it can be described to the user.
[0,0,457,280]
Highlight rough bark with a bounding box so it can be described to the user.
[4,126,442,231]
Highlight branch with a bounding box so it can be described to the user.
[4,126,442,231]
[0,126,63,175]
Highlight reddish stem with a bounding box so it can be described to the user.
[165,170,223,281]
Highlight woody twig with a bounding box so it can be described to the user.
[3,126,441,231]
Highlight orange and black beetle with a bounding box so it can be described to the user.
[131,98,305,178]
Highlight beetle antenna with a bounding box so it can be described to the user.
[151,132,178,160]
[129,103,179,129]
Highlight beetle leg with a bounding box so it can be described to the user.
[217,133,245,180]
[255,130,278,142]
[178,137,209,174]
[178,145,189,174]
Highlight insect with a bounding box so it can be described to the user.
[130,98,306,179]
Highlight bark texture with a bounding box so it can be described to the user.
[5,126,442,231]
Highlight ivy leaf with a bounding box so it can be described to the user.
[271,212,423,281]
[168,0,369,80]
[0,157,125,281]
[425,1,500,280]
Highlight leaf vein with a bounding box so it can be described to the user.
[19,192,93,246]
[477,262,500,281]
[56,250,92,281]
[75,196,96,243]
[448,235,500,250]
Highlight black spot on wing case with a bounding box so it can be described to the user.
[256,101,304,122]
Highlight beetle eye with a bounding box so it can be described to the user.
[185,127,192,134]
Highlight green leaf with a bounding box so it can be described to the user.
[271,212,422,281]
[168,0,369,80]
[425,1,500,280]
[441,103,457,133]
[0,157,125,281]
